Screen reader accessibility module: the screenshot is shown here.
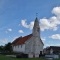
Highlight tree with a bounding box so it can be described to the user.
[0,46,4,52]
[4,42,12,52]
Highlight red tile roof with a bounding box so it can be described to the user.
[12,34,44,46]
[12,34,32,46]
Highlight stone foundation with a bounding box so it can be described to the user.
[35,54,39,57]
[28,54,39,58]
[28,54,33,58]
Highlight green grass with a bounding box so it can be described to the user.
[0,55,45,60]
[0,55,60,60]
[55,59,60,60]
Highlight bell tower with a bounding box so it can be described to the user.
[33,17,40,37]
[25,17,44,58]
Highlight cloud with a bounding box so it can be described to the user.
[20,6,60,31]
[21,19,34,30]
[18,30,24,33]
[40,16,59,31]
[52,6,60,16]
[29,21,34,30]
[40,18,50,31]
[49,34,60,40]
[21,19,29,28]
[40,6,60,31]
[8,28,12,32]
[5,28,12,33]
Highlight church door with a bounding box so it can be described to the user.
[40,51,42,55]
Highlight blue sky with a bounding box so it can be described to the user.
[0,0,60,47]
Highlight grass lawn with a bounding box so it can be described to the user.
[52,58,60,60]
[0,55,60,60]
[0,55,45,60]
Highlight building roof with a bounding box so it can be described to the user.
[12,34,44,46]
[12,34,32,46]
[46,46,60,51]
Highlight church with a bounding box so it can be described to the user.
[12,17,44,58]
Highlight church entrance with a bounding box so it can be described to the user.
[40,51,42,55]
[33,54,35,58]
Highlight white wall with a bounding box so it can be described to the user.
[12,44,25,53]
[12,37,43,55]
[25,36,44,54]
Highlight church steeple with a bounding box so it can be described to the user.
[33,17,40,37]
[34,17,39,27]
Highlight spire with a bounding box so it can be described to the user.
[33,17,40,37]
[34,17,39,27]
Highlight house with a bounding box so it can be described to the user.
[43,46,60,54]
[12,17,44,58]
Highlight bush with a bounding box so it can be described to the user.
[16,53,28,58]
[39,54,45,57]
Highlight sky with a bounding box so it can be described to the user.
[0,0,60,48]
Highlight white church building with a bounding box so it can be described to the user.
[12,17,44,58]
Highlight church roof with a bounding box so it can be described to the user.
[12,34,44,46]
[12,34,32,46]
